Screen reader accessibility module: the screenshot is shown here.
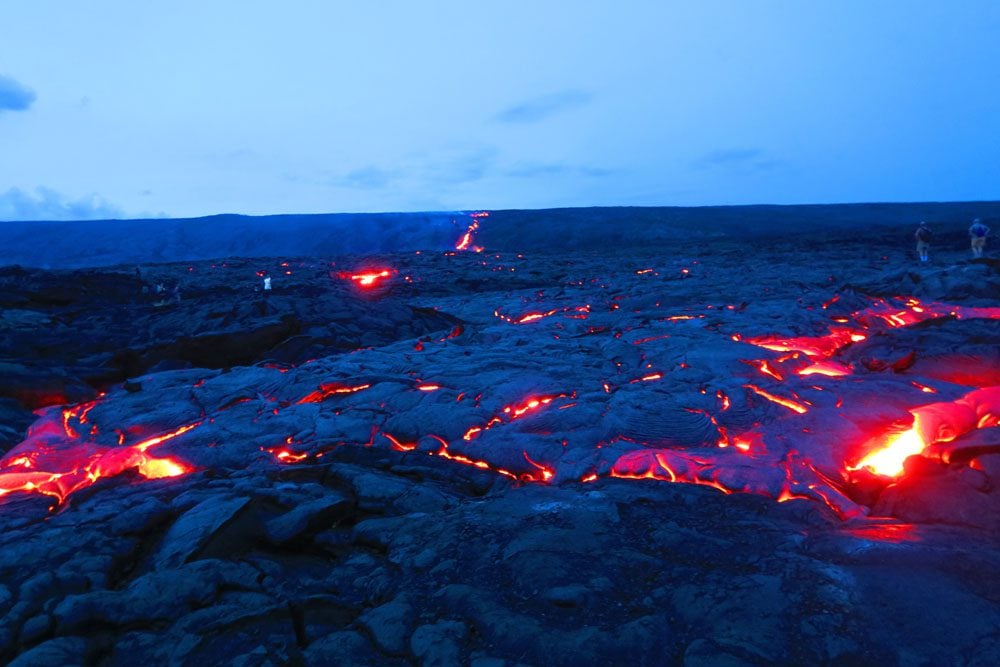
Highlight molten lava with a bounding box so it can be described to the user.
[850,386,1000,477]
[340,269,394,288]
[744,384,809,414]
[497,305,591,325]
[297,382,371,404]
[455,213,487,252]
[0,419,200,504]
[798,360,851,377]
[852,427,926,478]
[463,394,569,441]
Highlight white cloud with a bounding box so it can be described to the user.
[0,187,123,221]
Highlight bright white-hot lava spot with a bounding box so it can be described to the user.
[2,213,999,532]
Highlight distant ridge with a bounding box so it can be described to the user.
[2,202,998,269]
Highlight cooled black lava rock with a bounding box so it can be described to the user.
[1,229,999,665]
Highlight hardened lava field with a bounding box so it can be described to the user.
[0,218,999,665]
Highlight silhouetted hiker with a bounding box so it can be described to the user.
[969,218,990,258]
[914,222,932,262]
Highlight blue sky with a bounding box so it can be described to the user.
[1,1,998,220]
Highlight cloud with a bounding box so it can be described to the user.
[0,75,36,112]
[506,162,613,179]
[496,90,592,124]
[0,187,123,221]
[430,148,496,184]
[336,166,399,190]
[694,148,779,171]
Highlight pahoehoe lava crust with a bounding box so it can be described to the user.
[1,214,999,665]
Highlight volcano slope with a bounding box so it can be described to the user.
[1,227,999,665]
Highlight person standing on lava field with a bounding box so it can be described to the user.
[914,222,932,262]
[969,218,990,258]
[263,274,272,296]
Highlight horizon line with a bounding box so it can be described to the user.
[5,198,1000,224]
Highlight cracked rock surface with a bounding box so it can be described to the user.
[1,224,999,665]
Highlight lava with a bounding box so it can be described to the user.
[511,308,559,324]
[522,452,554,482]
[852,427,926,478]
[340,269,393,288]
[747,297,1000,362]
[455,213,488,252]
[744,384,809,414]
[746,327,866,359]
[849,386,1000,477]
[0,419,200,504]
[463,394,569,441]
[798,360,851,377]
[497,305,590,325]
[382,432,416,452]
[270,449,309,462]
[297,382,371,404]
[455,222,478,251]
[746,359,784,381]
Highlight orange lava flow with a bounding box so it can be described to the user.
[797,360,851,377]
[851,427,926,478]
[382,432,416,452]
[455,214,487,252]
[746,327,865,359]
[297,382,371,404]
[499,305,590,325]
[270,449,309,462]
[456,222,478,251]
[849,386,1000,477]
[523,452,554,482]
[745,297,1000,364]
[744,384,809,414]
[514,309,559,324]
[0,420,200,504]
[346,269,392,288]
[745,360,784,381]
[859,298,1000,329]
[463,394,569,441]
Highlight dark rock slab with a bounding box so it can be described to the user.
[155,495,252,569]
[8,637,93,667]
[410,620,467,666]
[264,491,353,545]
[357,595,414,655]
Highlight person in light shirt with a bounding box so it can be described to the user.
[969,218,990,258]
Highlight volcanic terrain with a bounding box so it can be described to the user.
[1,208,999,665]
